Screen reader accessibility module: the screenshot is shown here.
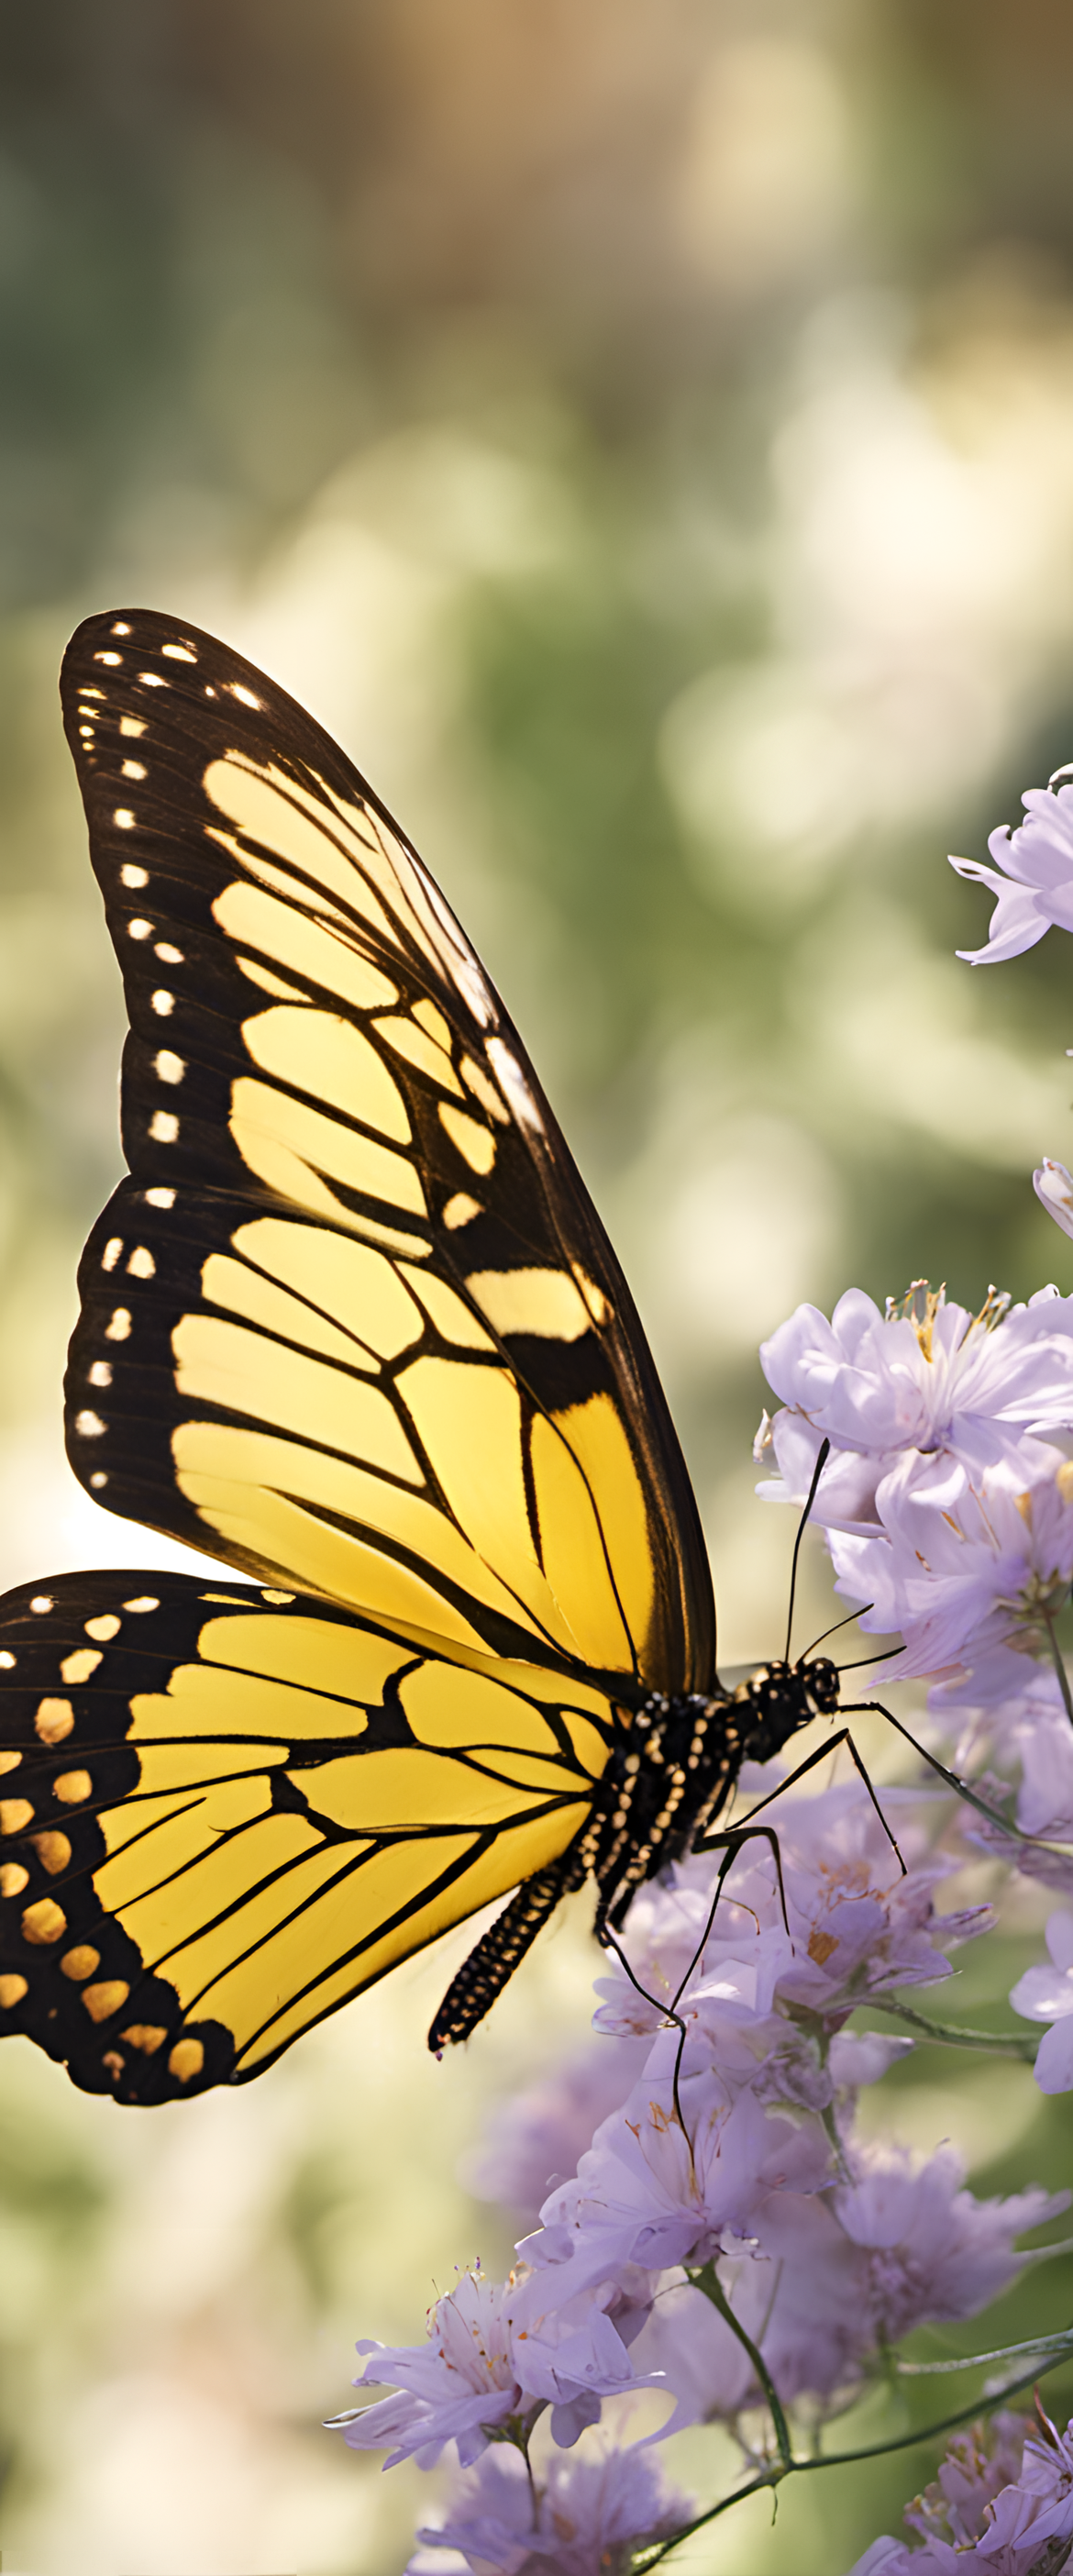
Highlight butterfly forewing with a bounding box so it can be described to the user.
[61,610,714,1695]
[0,1574,616,2101]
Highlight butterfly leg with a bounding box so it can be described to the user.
[719,1724,907,1876]
[601,1826,788,2134]
[840,1698,1073,1857]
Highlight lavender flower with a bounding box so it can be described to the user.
[518,2039,835,2313]
[336,2262,658,2468]
[462,2036,650,2229]
[1013,1696,1073,1841]
[1034,1158,1073,1246]
[512,1815,1033,2364]
[1011,1912,1073,2093]
[904,2411,1034,2549]
[593,1781,990,2062]
[829,1452,1073,1691]
[631,2193,871,2427]
[950,772,1073,963]
[755,1277,1073,1706]
[407,2437,692,2575]
[757,1285,1073,1538]
[847,2406,1073,2572]
[833,2141,1064,2345]
[625,2143,1061,2434]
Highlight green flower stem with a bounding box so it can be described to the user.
[896,2326,1073,2374]
[688,2261,793,2473]
[864,1995,1039,2058]
[1045,1617,1073,1727]
[627,2331,1073,2571]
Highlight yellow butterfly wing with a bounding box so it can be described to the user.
[0,607,722,2100]
[61,608,716,1697]
[0,1575,616,2100]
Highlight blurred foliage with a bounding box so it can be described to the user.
[2,2,1073,2568]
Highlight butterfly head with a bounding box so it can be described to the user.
[801,1653,841,1715]
[732,1651,841,1764]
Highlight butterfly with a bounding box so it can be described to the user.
[0,608,841,2104]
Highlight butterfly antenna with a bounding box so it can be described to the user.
[802,1604,868,1660]
[784,1437,831,1665]
[800,1610,905,1676]
[834,1644,905,1675]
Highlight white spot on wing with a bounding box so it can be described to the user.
[161,644,196,662]
[105,1309,131,1340]
[121,863,149,888]
[119,717,146,738]
[149,1111,179,1143]
[154,1051,184,1084]
[101,1239,123,1272]
[154,942,183,964]
[35,1699,73,1742]
[452,955,493,1028]
[85,1615,121,1642]
[74,1410,106,1438]
[94,652,122,666]
[60,1648,102,1683]
[127,920,153,941]
[121,761,147,781]
[487,1038,543,1132]
[229,683,261,709]
[127,1248,155,1279]
[113,810,136,829]
[145,1187,175,1207]
[88,1362,112,1387]
[29,1596,54,1614]
[151,992,174,1016]
[123,1596,159,1613]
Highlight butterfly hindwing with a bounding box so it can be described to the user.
[0,1573,617,2102]
[61,611,715,1696]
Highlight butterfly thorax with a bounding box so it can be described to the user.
[585,1690,737,1920]
[589,1655,838,1932]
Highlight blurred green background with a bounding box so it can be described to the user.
[3,2,1073,2568]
